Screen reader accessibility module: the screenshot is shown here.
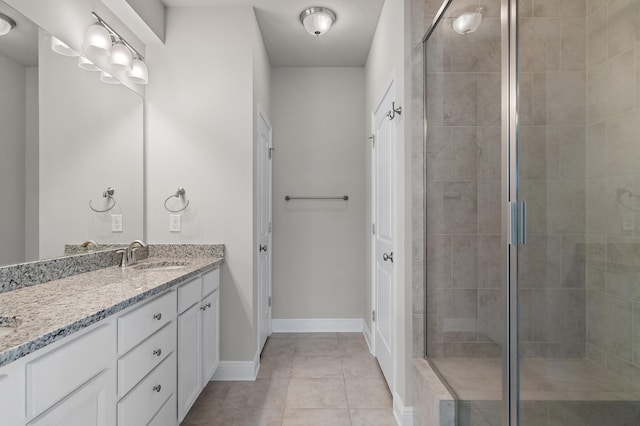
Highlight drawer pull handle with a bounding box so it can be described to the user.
[153,385,162,392]
[206,302,212,309]
[201,302,212,311]
[153,349,162,357]
[153,313,162,320]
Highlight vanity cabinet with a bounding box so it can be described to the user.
[0,356,26,425]
[177,267,220,422]
[117,291,177,426]
[24,318,117,426]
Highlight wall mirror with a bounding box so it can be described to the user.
[0,0,144,267]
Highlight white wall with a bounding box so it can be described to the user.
[271,67,366,320]
[25,67,39,262]
[39,30,144,259]
[365,0,413,413]
[146,6,270,363]
[0,52,26,266]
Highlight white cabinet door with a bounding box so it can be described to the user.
[0,360,25,425]
[177,303,200,422]
[28,370,115,426]
[201,289,219,384]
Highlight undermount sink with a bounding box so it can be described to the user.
[132,261,190,271]
[0,316,22,339]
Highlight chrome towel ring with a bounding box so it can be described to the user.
[164,187,190,212]
[89,187,116,212]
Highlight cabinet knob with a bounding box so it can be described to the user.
[153,313,162,320]
[200,305,207,311]
[153,349,162,357]
[206,302,212,309]
[153,385,162,392]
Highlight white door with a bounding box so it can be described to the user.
[257,106,273,353]
[372,81,396,390]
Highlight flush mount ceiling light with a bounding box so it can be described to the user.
[0,13,16,36]
[299,7,336,36]
[452,7,484,35]
[51,36,78,57]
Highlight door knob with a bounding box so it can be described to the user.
[259,244,268,253]
[382,252,394,263]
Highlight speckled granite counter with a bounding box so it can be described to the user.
[0,250,223,367]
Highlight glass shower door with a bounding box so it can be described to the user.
[516,0,640,423]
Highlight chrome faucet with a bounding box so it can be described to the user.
[81,240,100,251]
[122,240,147,266]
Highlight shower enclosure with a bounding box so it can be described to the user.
[421,0,640,424]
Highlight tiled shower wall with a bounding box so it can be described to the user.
[415,0,590,360]
[585,0,640,382]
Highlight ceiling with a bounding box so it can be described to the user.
[161,0,386,67]
[0,1,38,66]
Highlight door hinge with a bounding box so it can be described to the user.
[368,134,376,148]
[508,201,527,246]
[268,296,272,307]
[372,223,376,235]
[372,310,376,322]
[269,147,274,159]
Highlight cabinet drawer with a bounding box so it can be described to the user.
[148,393,177,426]
[118,291,176,354]
[117,321,176,398]
[178,278,200,314]
[26,322,114,418]
[117,352,176,426]
[202,267,220,297]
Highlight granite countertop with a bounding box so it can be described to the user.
[0,255,223,367]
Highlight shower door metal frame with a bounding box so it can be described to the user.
[421,0,520,424]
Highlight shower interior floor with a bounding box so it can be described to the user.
[429,357,640,402]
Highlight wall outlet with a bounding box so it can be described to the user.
[111,215,123,232]
[170,215,181,232]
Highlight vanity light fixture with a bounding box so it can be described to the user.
[83,12,149,84]
[78,56,100,71]
[299,7,336,36]
[99,70,120,84]
[452,7,484,35]
[0,13,16,36]
[51,36,79,56]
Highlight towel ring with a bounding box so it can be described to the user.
[89,187,116,213]
[164,187,190,213]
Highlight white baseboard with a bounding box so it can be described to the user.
[363,321,374,355]
[272,318,364,333]
[212,350,260,381]
[393,392,414,426]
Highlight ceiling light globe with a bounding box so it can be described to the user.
[452,10,483,35]
[110,43,133,71]
[300,7,336,36]
[127,58,148,85]
[84,23,111,56]
[0,13,16,36]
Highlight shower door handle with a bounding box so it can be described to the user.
[509,201,526,246]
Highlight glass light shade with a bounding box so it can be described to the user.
[109,43,132,71]
[452,11,483,34]
[300,8,336,36]
[99,71,120,84]
[51,36,78,57]
[84,24,111,56]
[78,56,100,71]
[0,14,15,36]
[127,58,148,84]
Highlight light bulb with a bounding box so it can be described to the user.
[127,58,148,84]
[110,43,132,71]
[84,23,111,56]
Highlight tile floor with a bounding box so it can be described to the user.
[182,332,397,426]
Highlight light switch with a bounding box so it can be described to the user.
[111,215,123,232]
[170,215,181,232]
